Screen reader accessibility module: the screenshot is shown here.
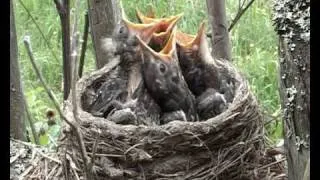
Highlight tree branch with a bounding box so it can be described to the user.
[70,0,93,178]
[206,0,232,60]
[54,0,72,100]
[78,12,89,78]
[228,0,256,32]
[23,95,39,145]
[23,36,90,179]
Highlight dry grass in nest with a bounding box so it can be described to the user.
[20,58,287,180]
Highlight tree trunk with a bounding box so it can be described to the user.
[10,0,26,141]
[206,0,232,61]
[87,0,121,69]
[273,1,310,180]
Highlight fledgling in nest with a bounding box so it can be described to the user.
[90,18,161,118]
[176,22,234,119]
[135,9,183,52]
[137,27,199,123]
[136,9,195,52]
[91,17,182,126]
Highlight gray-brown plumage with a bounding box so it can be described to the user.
[176,22,234,119]
[105,80,161,126]
[176,22,221,96]
[196,88,227,119]
[89,19,159,119]
[90,18,181,126]
[137,28,198,123]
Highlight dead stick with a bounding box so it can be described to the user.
[78,12,89,78]
[23,36,88,174]
[256,158,286,171]
[23,95,39,145]
[70,0,92,177]
[23,36,61,114]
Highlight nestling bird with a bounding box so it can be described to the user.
[196,88,227,119]
[89,18,162,119]
[136,9,195,52]
[175,22,234,119]
[135,9,183,52]
[176,22,221,96]
[137,28,198,122]
[90,17,185,125]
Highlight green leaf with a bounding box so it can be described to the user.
[39,134,49,145]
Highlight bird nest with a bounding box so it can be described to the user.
[21,58,286,180]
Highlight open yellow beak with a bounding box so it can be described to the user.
[122,17,160,43]
[150,13,182,45]
[136,8,157,24]
[137,27,177,62]
[179,21,206,50]
[176,30,196,46]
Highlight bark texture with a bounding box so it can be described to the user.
[87,0,121,69]
[54,0,72,100]
[273,1,310,179]
[206,0,232,61]
[10,0,26,141]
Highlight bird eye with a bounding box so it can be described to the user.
[159,63,166,73]
[119,26,125,34]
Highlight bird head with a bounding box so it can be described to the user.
[136,27,181,94]
[176,22,206,57]
[138,29,198,121]
[176,21,217,69]
[135,9,183,51]
[176,30,196,47]
[137,26,178,64]
[119,17,162,43]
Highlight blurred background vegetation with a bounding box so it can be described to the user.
[14,0,281,147]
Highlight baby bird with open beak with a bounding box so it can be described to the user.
[176,22,234,119]
[90,17,181,125]
[136,9,183,52]
[137,27,199,123]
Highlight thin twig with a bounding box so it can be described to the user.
[46,164,59,180]
[91,131,101,165]
[78,12,89,78]
[215,147,253,176]
[17,0,60,63]
[48,134,58,148]
[228,0,256,32]
[23,96,40,145]
[33,148,61,164]
[12,138,62,164]
[10,149,25,164]
[256,158,286,171]
[23,37,86,169]
[44,158,48,177]
[19,163,36,179]
[70,0,92,178]
[23,36,61,116]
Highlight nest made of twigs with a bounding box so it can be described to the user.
[20,57,286,180]
[51,57,285,180]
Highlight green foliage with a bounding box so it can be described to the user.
[14,0,282,146]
